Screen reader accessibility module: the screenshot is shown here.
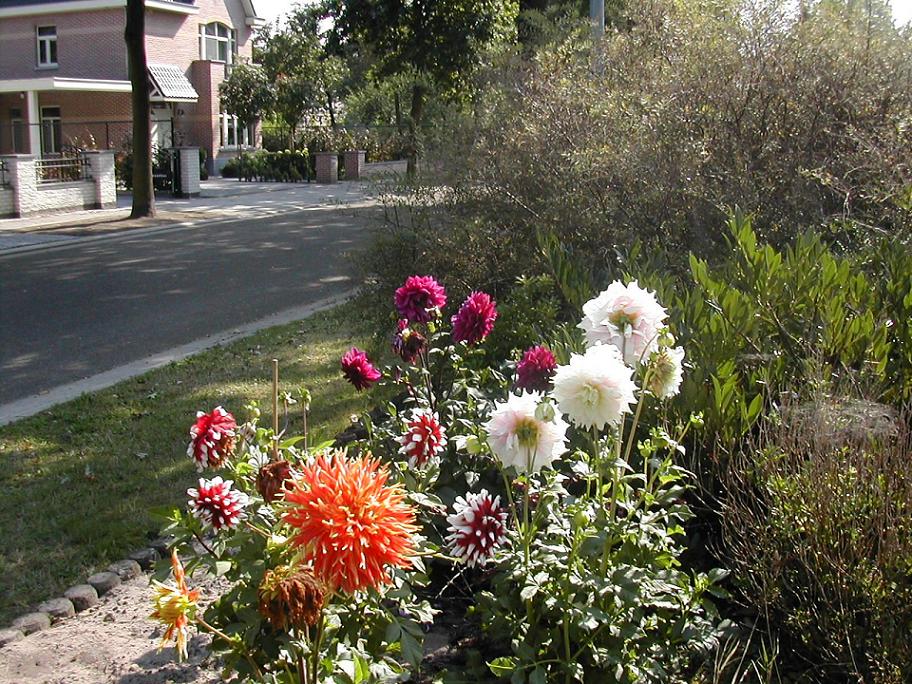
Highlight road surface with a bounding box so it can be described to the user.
[0,203,377,411]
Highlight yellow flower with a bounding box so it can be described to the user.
[150,550,200,661]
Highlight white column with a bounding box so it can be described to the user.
[25,91,41,157]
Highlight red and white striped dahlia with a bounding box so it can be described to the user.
[398,409,447,468]
[446,489,508,567]
[187,476,249,531]
[187,406,237,471]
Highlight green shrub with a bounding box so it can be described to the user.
[719,401,912,683]
[222,150,311,182]
[364,0,912,297]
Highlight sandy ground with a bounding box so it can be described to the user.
[0,575,226,684]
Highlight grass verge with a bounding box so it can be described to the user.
[0,299,374,624]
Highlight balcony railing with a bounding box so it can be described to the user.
[35,154,88,184]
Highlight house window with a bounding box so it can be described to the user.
[219,111,252,148]
[40,106,61,156]
[200,23,237,64]
[9,108,25,153]
[36,26,58,67]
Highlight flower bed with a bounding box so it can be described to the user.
[152,276,726,682]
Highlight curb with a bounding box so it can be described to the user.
[0,538,172,647]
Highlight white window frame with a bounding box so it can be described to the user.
[9,108,24,154]
[36,25,58,68]
[219,111,253,148]
[199,22,237,64]
[40,105,61,156]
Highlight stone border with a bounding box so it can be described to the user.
[0,537,171,648]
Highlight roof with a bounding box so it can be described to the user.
[148,64,199,102]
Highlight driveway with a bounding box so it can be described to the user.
[0,198,380,420]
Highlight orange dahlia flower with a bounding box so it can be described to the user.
[150,550,200,661]
[282,452,417,594]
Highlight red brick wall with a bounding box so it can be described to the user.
[0,10,128,81]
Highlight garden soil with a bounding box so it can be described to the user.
[0,574,227,684]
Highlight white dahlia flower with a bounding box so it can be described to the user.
[484,391,568,473]
[646,346,685,399]
[551,344,637,430]
[578,280,667,366]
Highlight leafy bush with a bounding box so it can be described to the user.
[221,150,311,182]
[364,0,912,297]
[719,401,912,683]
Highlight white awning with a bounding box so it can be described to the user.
[148,64,198,102]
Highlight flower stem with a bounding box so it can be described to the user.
[192,530,216,557]
[244,520,271,540]
[272,359,280,462]
[196,617,264,682]
[311,608,325,684]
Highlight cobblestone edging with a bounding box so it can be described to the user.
[0,539,171,648]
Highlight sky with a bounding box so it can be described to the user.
[251,0,912,27]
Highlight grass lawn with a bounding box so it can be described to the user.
[0,299,376,624]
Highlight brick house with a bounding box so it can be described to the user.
[0,0,264,173]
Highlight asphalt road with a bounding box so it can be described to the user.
[0,204,377,406]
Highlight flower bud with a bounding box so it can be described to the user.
[534,400,556,423]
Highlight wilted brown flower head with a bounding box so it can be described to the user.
[256,459,294,503]
[258,566,325,631]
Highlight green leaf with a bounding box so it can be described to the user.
[488,656,517,676]
[530,667,547,684]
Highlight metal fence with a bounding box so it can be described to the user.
[35,153,88,184]
[0,159,8,187]
[1,119,174,156]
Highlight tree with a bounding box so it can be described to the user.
[256,10,351,146]
[218,62,274,155]
[124,0,154,218]
[327,0,519,175]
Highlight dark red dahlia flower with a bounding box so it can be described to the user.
[391,319,427,364]
[187,406,237,471]
[515,345,558,392]
[341,347,381,391]
[187,476,249,531]
[445,489,508,567]
[451,291,498,345]
[398,409,447,467]
[394,275,447,324]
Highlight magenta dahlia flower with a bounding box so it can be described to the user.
[451,291,498,345]
[398,409,447,468]
[187,476,249,531]
[446,489,508,567]
[391,319,427,364]
[341,347,381,391]
[515,345,558,392]
[394,275,447,324]
[187,406,237,471]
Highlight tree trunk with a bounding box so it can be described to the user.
[125,0,155,218]
[407,82,425,178]
[394,91,403,134]
[326,91,337,128]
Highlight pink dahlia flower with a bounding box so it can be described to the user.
[187,476,249,531]
[395,275,447,324]
[341,347,381,391]
[398,409,447,467]
[446,489,508,567]
[451,291,498,345]
[391,319,427,364]
[187,406,237,471]
[515,345,557,392]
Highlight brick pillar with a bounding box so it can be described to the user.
[315,152,338,184]
[2,155,37,217]
[342,150,365,181]
[175,147,201,197]
[83,150,116,209]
